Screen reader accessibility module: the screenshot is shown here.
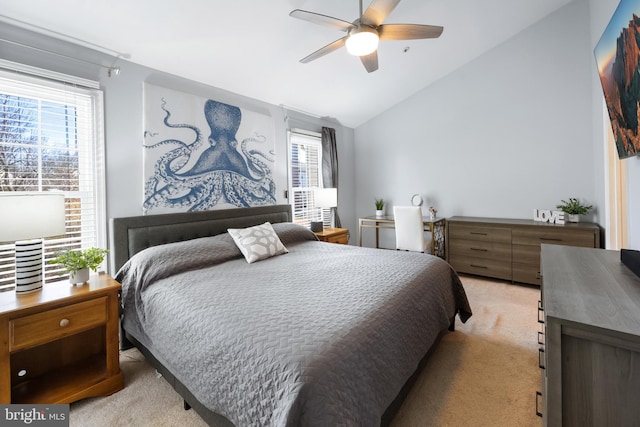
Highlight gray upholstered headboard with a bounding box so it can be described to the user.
[109,204,292,274]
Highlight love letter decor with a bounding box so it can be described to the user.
[533,209,565,224]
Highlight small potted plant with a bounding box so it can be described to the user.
[556,197,593,223]
[49,247,109,285]
[374,198,385,218]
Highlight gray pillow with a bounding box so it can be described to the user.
[228,222,288,263]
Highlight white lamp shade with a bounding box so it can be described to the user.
[345,28,379,56]
[315,188,338,208]
[0,193,66,242]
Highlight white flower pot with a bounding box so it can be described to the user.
[567,214,580,223]
[376,209,385,218]
[69,268,90,285]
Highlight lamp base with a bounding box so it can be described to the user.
[310,221,324,232]
[15,239,44,294]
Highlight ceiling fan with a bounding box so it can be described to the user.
[289,0,443,73]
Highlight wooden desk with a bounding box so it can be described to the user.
[358,216,446,258]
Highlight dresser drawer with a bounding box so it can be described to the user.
[450,255,512,281]
[513,263,541,286]
[449,239,511,261]
[512,244,540,266]
[449,224,511,243]
[512,228,595,248]
[10,297,107,351]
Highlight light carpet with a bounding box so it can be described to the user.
[70,275,542,427]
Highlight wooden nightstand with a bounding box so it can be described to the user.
[314,227,349,244]
[0,273,124,404]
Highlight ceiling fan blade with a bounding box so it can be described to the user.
[360,50,379,73]
[300,37,348,63]
[378,24,444,40]
[290,9,355,32]
[361,0,401,26]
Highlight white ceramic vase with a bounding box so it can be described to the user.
[375,209,385,218]
[567,214,580,223]
[69,268,90,285]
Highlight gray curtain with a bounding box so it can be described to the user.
[321,126,342,228]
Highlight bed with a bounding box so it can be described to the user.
[111,204,472,426]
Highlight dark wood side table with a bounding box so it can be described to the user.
[0,273,124,404]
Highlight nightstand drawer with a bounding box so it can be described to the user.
[326,233,348,244]
[10,297,107,351]
[314,228,349,244]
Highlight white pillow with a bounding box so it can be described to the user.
[227,222,288,263]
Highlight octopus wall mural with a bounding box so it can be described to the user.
[142,83,276,213]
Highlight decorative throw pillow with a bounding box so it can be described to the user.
[228,222,288,263]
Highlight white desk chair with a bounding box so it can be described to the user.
[393,206,428,253]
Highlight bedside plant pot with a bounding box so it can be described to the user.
[376,209,385,218]
[69,268,90,285]
[567,214,580,223]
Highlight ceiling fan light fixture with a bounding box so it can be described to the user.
[345,27,379,56]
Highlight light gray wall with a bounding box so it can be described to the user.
[0,22,357,254]
[354,1,600,249]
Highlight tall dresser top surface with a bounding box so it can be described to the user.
[447,216,600,231]
[541,245,640,337]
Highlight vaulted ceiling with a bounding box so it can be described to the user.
[0,0,574,127]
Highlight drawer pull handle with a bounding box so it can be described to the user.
[538,304,544,324]
[536,391,543,417]
[470,248,488,252]
[538,331,544,345]
[470,264,488,269]
[470,232,488,236]
[59,318,70,327]
[540,237,562,242]
[538,348,545,369]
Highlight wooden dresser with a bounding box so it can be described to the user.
[0,273,123,404]
[447,217,600,285]
[538,245,640,426]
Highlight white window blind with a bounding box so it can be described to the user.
[288,130,329,227]
[0,66,106,291]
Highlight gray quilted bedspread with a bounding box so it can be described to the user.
[117,223,471,427]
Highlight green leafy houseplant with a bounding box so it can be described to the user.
[49,247,109,274]
[374,198,384,210]
[556,198,593,215]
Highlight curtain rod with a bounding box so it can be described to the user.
[280,104,322,121]
[0,38,122,77]
[0,14,126,58]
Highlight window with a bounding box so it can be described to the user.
[0,63,106,291]
[605,104,628,250]
[288,130,327,227]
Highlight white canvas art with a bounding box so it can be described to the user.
[142,83,276,213]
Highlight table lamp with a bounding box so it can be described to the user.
[311,188,337,232]
[0,193,66,293]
